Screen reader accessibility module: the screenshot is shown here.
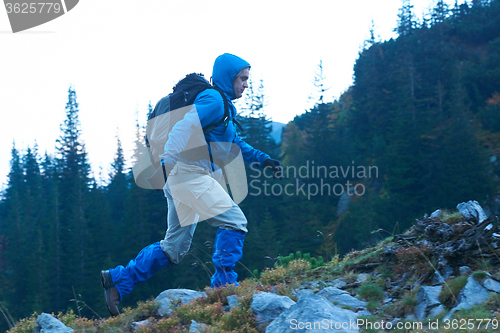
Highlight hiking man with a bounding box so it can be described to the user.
[101,53,282,316]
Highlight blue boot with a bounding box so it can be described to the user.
[211,229,245,288]
[109,241,170,299]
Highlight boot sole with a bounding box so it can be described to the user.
[103,289,119,316]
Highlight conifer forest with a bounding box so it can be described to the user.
[1,1,500,330]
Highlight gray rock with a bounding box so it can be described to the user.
[132,320,150,331]
[415,286,443,320]
[35,313,74,333]
[296,289,314,299]
[383,297,394,304]
[251,292,296,327]
[457,276,491,307]
[265,293,359,333]
[318,286,347,297]
[189,319,207,332]
[356,310,372,317]
[405,314,418,322]
[428,304,446,318]
[298,279,346,291]
[445,276,490,320]
[482,278,500,293]
[430,209,442,218]
[328,278,347,289]
[390,318,401,327]
[317,287,367,310]
[356,274,371,284]
[456,200,487,223]
[155,289,207,317]
[227,295,239,309]
[459,266,472,276]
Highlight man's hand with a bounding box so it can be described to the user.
[263,158,283,180]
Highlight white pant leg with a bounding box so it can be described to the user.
[160,182,197,264]
[160,163,248,264]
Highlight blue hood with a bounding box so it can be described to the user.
[212,53,250,100]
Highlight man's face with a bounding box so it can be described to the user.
[233,67,250,99]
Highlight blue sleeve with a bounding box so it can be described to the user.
[233,132,270,167]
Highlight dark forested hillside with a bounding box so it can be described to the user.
[282,0,500,254]
[1,1,500,331]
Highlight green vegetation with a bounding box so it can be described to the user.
[439,276,469,309]
[357,283,384,302]
[386,295,418,318]
[472,271,489,281]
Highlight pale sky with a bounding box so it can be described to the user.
[0,0,461,190]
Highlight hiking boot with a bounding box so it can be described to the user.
[101,270,120,316]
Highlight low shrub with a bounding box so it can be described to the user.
[394,245,434,278]
[357,283,384,301]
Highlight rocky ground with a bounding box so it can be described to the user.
[14,200,500,333]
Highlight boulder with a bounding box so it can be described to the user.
[430,209,442,218]
[445,275,490,320]
[227,295,239,309]
[132,319,150,331]
[330,279,348,289]
[35,313,74,333]
[296,289,315,299]
[155,289,207,317]
[456,200,487,223]
[482,278,500,293]
[415,286,443,320]
[356,274,371,284]
[428,304,446,318]
[251,292,295,328]
[459,266,472,276]
[317,287,367,310]
[265,293,359,333]
[189,319,207,332]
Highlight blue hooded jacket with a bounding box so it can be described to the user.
[160,53,270,170]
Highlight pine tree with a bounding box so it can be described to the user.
[396,0,418,36]
[431,0,450,24]
[22,146,47,311]
[55,86,92,308]
[309,59,330,106]
[39,151,61,310]
[237,78,277,155]
[107,134,128,226]
[363,20,379,50]
[0,144,25,318]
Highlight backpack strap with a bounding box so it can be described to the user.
[202,85,244,134]
[232,117,244,132]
